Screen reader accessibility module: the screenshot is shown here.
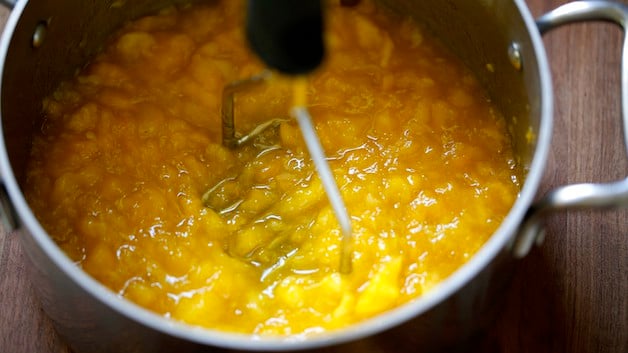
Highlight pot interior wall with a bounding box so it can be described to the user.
[2,0,539,187]
[2,0,540,189]
[1,0,206,183]
[379,0,540,174]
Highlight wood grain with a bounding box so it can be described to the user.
[0,1,626,352]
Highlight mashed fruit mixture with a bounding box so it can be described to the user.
[25,0,520,336]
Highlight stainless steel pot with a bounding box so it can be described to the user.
[0,0,626,352]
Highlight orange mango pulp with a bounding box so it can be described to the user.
[25,0,521,336]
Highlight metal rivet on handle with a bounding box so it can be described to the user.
[32,21,48,49]
[508,42,522,71]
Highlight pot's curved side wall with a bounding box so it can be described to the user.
[19,217,517,353]
[15,228,192,353]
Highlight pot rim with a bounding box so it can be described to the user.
[0,0,553,350]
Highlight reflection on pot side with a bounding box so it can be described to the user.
[24,0,521,337]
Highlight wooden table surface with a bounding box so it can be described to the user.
[1,1,627,352]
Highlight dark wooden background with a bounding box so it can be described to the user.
[0,0,626,352]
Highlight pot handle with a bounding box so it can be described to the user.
[514,1,628,258]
